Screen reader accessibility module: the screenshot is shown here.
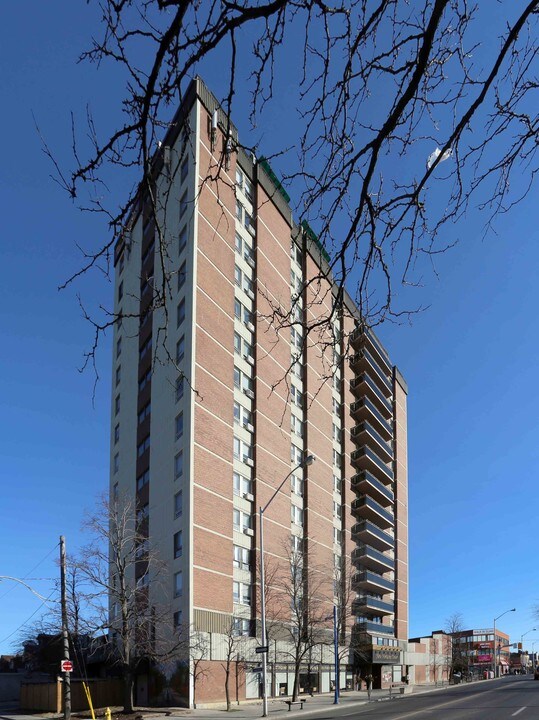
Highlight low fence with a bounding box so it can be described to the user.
[20,678,123,713]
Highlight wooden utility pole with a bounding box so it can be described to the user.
[60,535,71,720]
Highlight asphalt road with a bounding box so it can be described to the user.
[308,676,539,720]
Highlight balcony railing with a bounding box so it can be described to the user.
[351,471,394,505]
[352,596,395,615]
[349,374,392,417]
[352,520,394,551]
[351,422,393,463]
[350,398,393,440]
[350,348,392,397]
[350,326,392,375]
[351,446,394,483]
[352,543,395,572]
[352,570,395,593]
[351,495,394,528]
[356,620,395,636]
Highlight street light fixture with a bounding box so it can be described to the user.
[259,454,315,717]
[493,608,516,678]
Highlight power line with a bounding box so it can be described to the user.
[0,589,58,646]
[0,543,59,602]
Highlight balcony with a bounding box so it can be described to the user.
[352,570,394,594]
[349,374,392,418]
[352,596,394,616]
[350,349,392,397]
[350,326,392,376]
[351,423,393,463]
[351,520,394,552]
[351,543,395,573]
[351,471,394,506]
[351,446,394,484]
[350,398,393,441]
[351,495,394,528]
[355,620,395,636]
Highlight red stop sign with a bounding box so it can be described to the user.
[61,660,73,672]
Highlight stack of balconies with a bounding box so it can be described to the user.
[349,327,395,639]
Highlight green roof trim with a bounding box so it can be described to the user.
[258,157,291,203]
[301,220,331,264]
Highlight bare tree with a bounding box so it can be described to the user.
[73,493,188,713]
[189,630,209,710]
[50,1,539,373]
[445,612,466,679]
[220,619,247,711]
[272,541,332,702]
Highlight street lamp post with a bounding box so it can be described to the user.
[259,454,315,717]
[520,628,536,673]
[492,608,516,678]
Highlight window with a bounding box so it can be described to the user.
[234,332,242,355]
[174,571,183,597]
[232,617,251,636]
[333,449,342,469]
[244,176,253,202]
[174,490,183,518]
[332,397,341,415]
[139,335,152,361]
[135,539,149,559]
[291,243,302,266]
[333,501,342,519]
[333,475,342,493]
[291,385,302,407]
[137,434,150,457]
[137,503,149,523]
[233,581,251,606]
[174,451,184,480]
[114,424,120,445]
[136,573,149,589]
[114,395,120,416]
[138,401,151,425]
[236,200,243,222]
[115,365,121,387]
[137,469,150,491]
[291,505,304,526]
[333,527,342,544]
[179,192,188,221]
[173,610,183,629]
[235,232,243,255]
[179,225,187,254]
[234,402,252,430]
[141,238,155,266]
[175,412,184,439]
[234,366,253,394]
[178,260,186,291]
[177,298,186,327]
[118,281,123,301]
[244,210,253,231]
[176,335,185,364]
[233,509,252,532]
[236,168,244,191]
[291,444,303,465]
[332,423,341,443]
[113,453,119,474]
[139,367,151,392]
[234,436,252,462]
[118,252,125,274]
[116,337,122,358]
[235,264,242,287]
[290,474,303,497]
[181,158,188,182]
[174,531,183,558]
[291,415,304,438]
[175,375,184,402]
[291,535,303,553]
[233,545,251,570]
[290,326,302,351]
[233,472,252,497]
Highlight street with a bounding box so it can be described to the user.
[305,676,539,720]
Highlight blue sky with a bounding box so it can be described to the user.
[1,3,538,654]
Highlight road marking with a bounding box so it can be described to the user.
[511,708,526,717]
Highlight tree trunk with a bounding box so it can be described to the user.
[292,660,301,702]
[123,665,134,713]
[225,663,231,711]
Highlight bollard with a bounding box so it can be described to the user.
[105,708,112,720]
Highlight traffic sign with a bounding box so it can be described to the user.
[60,660,73,673]
[252,667,263,673]
[255,646,269,654]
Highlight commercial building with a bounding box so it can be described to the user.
[407,632,452,685]
[452,628,511,675]
[109,77,409,705]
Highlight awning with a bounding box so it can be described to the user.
[499,660,509,666]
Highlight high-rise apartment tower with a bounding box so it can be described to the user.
[110,77,408,705]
